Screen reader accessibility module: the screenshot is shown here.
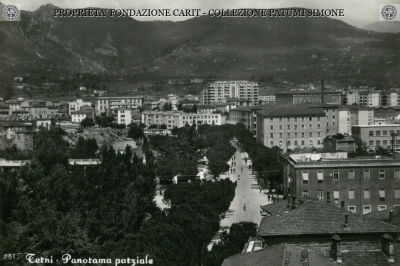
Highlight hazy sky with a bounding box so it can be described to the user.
[2,0,397,27]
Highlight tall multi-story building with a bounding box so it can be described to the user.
[202,81,259,106]
[142,111,221,129]
[359,91,380,107]
[256,107,327,152]
[94,96,144,115]
[352,124,400,150]
[282,151,400,215]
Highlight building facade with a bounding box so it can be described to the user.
[275,90,343,105]
[117,108,132,126]
[256,107,327,152]
[202,81,259,106]
[283,152,400,215]
[352,125,400,151]
[142,111,221,129]
[94,96,144,115]
[69,99,91,115]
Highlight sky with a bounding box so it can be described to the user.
[2,0,398,27]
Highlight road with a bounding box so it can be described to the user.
[207,141,273,250]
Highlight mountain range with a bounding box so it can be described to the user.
[0,4,398,83]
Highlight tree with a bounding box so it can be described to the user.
[128,123,144,143]
[192,104,198,113]
[178,102,183,110]
[142,136,150,154]
[81,117,95,128]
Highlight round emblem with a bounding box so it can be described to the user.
[3,5,20,21]
[381,5,397,20]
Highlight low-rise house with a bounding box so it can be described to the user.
[0,121,33,150]
[323,133,357,152]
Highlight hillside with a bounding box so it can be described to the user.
[0,5,398,88]
[363,21,400,33]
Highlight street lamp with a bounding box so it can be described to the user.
[392,132,397,159]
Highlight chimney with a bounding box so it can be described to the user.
[389,210,394,223]
[344,214,348,225]
[321,80,324,104]
[291,196,297,210]
[330,235,342,264]
[382,234,395,262]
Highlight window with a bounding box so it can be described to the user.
[363,205,371,214]
[379,170,385,179]
[301,125,305,130]
[301,133,305,138]
[395,169,400,180]
[395,189,400,198]
[348,170,355,180]
[333,190,339,200]
[379,189,385,201]
[309,132,312,137]
[309,117,312,121]
[309,140,313,145]
[317,190,323,200]
[279,133,283,138]
[287,117,290,122]
[364,170,370,180]
[317,132,321,137]
[279,118,282,122]
[349,189,355,199]
[279,125,283,130]
[317,117,321,121]
[376,140,381,146]
[301,117,305,121]
[295,133,298,138]
[294,117,297,122]
[369,140,374,146]
[383,130,388,136]
[270,125,274,130]
[270,133,274,138]
[287,125,290,130]
[369,131,373,136]
[364,189,370,199]
[302,171,309,184]
[270,141,274,146]
[376,131,381,136]
[348,206,356,213]
[379,205,386,211]
[333,170,339,180]
[383,140,387,145]
[327,192,331,203]
[270,118,273,122]
[309,124,312,129]
[317,124,321,129]
[303,190,308,196]
[301,140,305,145]
[294,125,298,130]
[287,133,291,138]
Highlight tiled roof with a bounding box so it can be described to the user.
[341,250,392,266]
[0,121,32,127]
[276,90,342,95]
[364,207,400,227]
[258,201,400,237]
[261,196,315,215]
[222,244,337,266]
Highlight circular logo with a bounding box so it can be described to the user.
[381,5,397,20]
[3,5,20,21]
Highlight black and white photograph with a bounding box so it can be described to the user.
[0,0,399,265]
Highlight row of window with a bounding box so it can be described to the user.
[368,140,400,146]
[270,124,321,130]
[270,117,321,122]
[271,140,319,146]
[368,130,400,136]
[348,205,396,214]
[302,169,400,181]
[303,188,400,200]
[270,132,321,138]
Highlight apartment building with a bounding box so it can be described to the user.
[142,111,221,129]
[256,107,327,152]
[275,90,343,104]
[117,108,132,126]
[94,96,144,115]
[202,81,259,106]
[71,107,95,123]
[283,152,400,215]
[352,124,400,150]
[258,95,276,104]
[69,99,91,115]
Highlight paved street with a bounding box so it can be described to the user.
[219,141,271,231]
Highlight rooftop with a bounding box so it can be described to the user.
[258,201,400,237]
[276,90,342,95]
[364,207,400,227]
[0,121,32,127]
[261,195,314,216]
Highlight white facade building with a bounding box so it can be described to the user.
[202,81,259,106]
[142,111,222,129]
[117,109,132,126]
[95,96,144,115]
[69,99,91,115]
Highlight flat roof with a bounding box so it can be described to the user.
[352,125,400,128]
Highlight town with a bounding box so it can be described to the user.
[1,78,400,265]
